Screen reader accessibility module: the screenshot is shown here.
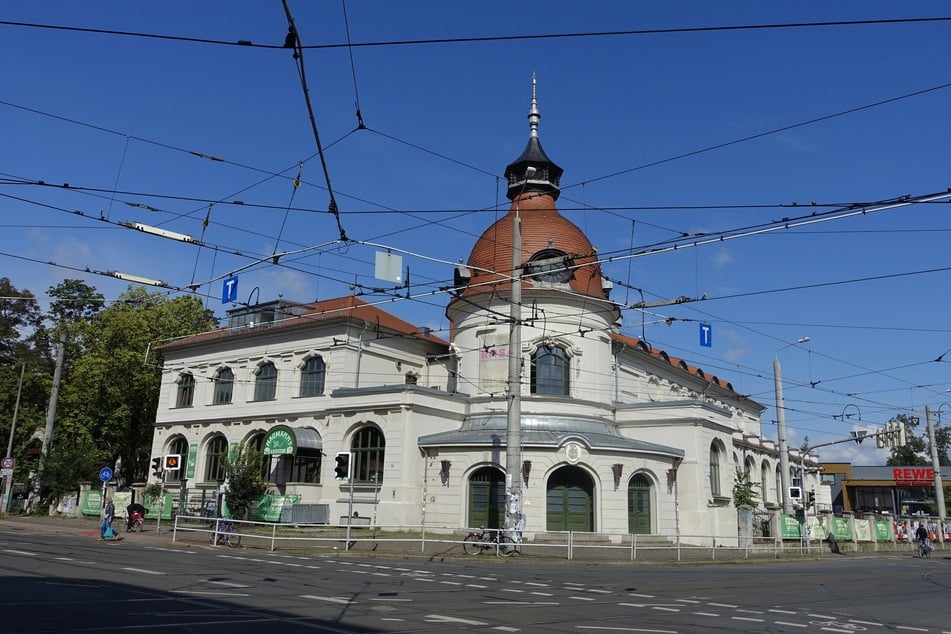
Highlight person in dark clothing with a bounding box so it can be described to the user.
[126,502,147,531]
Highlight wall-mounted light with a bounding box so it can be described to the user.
[612,463,623,490]
[522,460,532,485]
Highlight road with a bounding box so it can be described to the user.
[0,525,949,633]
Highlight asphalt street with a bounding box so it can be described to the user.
[0,517,949,633]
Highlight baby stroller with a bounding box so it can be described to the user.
[128,510,145,532]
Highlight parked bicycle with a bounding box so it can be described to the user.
[209,518,241,547]
[463,526,518,556]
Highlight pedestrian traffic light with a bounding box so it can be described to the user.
[164,454,181,471]
[151,457,163,478]
[334,452,351,481]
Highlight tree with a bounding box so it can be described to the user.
[44,285,216,496]
[223,443,269,520]
[733,467,760,507]
[885,414,949,466]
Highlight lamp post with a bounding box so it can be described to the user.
[774,337,810,516]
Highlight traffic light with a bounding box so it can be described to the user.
[151,457,163,478]
[164,454,181,471]
[334,452,351,481]
[807,491,816,508]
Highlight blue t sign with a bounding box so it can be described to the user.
[222,276,239,304]
[699,323,712,348]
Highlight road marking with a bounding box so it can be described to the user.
[207,580,251,588]
[775,621,808,628]
[652,607,680,613]
[425,614,487,626]
[732,616,764,623]
[467,584,489,589]
[676,599,700,604]
[576,626,676,633]
[571,596,595,601]
[627,593,655,598]
[493,627,520,632]
[3,549,37,556]
[174,591,250,597]
[692,612,718,617]
[123,567,162,575]
[894,627,928,632]
[300,595,353,604]
[769,609,798,614]
[483,601,560,606]
[708,602,737,608]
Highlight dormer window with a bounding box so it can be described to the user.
[525,248,573,283]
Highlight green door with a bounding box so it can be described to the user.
[546,466,594,532]
[627,474,652,534]
[468,467,505,529]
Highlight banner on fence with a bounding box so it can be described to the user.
[251,494,301,522]
[779,514,802,538]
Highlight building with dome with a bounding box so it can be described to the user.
[150,81,814,544]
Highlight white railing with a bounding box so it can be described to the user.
[171,515,924,560]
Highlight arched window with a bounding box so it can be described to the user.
[709,441,723,497]
[176,373,195,408]
[350,427,385,484]
[300,356,326,397]
[254,362,277,401]
[166,436,189,483]
[775,464,783,504]
[531,344,570,395]
[204,435,228,482]
[761,460,770,505]
[213,368,234,405]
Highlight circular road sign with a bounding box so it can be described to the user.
[1,457,13,469]
[99,467,113,482]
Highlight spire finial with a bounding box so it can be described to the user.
[528,73,540,139]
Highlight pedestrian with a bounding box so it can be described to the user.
[100,497,116,539]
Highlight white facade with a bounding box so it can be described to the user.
[150,98,820,544]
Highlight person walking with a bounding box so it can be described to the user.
[100,497,116,539]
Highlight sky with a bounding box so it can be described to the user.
[2,2,951,465]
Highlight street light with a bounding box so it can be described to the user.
[774,336,810,516]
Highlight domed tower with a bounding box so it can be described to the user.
[447,77,620,401]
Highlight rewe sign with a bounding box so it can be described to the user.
[893,467,934,486]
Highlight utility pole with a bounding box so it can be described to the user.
[505,189,524,537]
[774,337,809,516]
[924,406,947,520]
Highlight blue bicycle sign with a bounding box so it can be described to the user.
[98,467,113,482]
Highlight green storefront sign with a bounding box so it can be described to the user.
[264,427,296,455]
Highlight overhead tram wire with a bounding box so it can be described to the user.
[281,0,348,243]
[564,80,951,191]
[4,16,951,50]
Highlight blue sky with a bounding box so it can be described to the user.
[3,2,951,464]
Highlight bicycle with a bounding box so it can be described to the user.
[917,538,932,558]
[463,527,518,556]
[209,518,241,547]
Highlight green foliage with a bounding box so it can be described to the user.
[223,443,269,521]
[885,413,949,466]
[732,467,760,508]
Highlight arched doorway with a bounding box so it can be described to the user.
[467,466,505,529]
[627,473,652,534]
[546,465,594,532]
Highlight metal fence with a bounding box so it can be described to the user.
[170,515,928,561]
